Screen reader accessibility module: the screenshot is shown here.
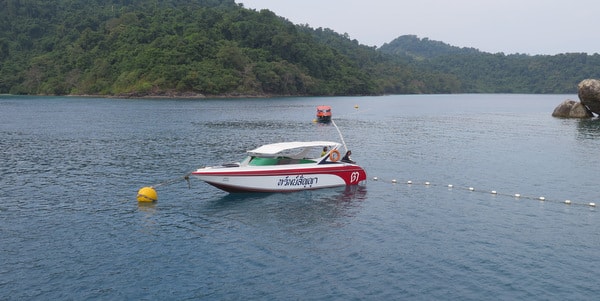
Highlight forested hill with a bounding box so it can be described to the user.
[381,35,600,93]
[0,0,455,96]
[379,35,481,59]
[1,1,598,96]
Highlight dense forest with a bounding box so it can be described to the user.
[0,0,598,96]
[380,35,600,93]
[0,0,452,96]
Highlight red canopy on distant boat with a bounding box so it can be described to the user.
[316,105,332,123]
[316,105,332,117]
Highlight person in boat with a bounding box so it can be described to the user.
[321,146,328,157]
[341,150,355,164]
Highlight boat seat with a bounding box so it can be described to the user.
[249,157,279,166]
[277,158,315,165]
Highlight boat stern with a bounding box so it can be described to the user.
[340,165,367,185]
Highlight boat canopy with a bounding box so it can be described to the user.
[247,141,340,157]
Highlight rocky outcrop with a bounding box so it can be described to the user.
[552,99,594,118]
[578,79,600,115]
[551,79,600,118]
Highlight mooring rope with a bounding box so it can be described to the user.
[331,119,348,153]
[151,171,193,189]
[371,176,597,208]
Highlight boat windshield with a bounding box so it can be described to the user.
[248,156,315,166]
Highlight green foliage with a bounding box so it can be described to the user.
[0,0,381,96]
[0,0,457,96]
[381,35,600,93]
[1,2,597,96]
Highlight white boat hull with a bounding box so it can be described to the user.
[193,164,366,193]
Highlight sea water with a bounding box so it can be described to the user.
[1,94,599,300]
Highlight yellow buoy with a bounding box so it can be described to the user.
[137,186,157,202]
[354,104,359,109]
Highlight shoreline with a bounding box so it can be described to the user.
[1,92,296,99]
[70,92,282,99]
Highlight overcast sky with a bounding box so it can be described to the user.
[239,0,600,55]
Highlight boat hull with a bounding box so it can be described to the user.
[316,116,332,123]
[192,164,366,193]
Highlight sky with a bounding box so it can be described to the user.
[238,0,600,55]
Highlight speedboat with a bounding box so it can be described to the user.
[192,141,367,193]
[316,105,332,123]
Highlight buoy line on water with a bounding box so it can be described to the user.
[371,176,597,208]
[137,171,193,203]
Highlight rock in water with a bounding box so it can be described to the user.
[552,99,593,118]
[578,79,600,115]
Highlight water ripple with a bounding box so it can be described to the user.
[1,95,599,300]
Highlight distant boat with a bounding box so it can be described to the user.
[316,105,332,123]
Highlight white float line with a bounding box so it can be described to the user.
[371,177,597,208]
